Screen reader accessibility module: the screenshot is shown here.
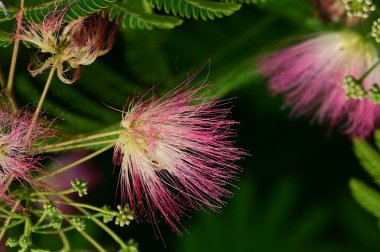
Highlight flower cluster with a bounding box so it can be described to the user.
[113,86,245,232]
[0,103,51,186]
[258,31,380,137]
[20,13,117,84]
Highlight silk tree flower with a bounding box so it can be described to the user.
[113,86,245,233]
[258,31,380,138]
[20,13,117,84]
[0,102,52,196]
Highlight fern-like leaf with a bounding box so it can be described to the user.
[149,0,241,20]
[0,6,16,23]
[0,30,12,47]
[24,0,115,24]
[107,1,183,29]
[350,178,380,219]
[353,138,380,187]
[224,0,271,3]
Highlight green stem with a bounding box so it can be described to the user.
[59,195,128,249]
[58,231,71,252]
[0,200,20,241]
[6,0,24,112]
[37,130,123,152]
[0,214,23,219]
[73,224,107,252]
[31,189,76,197]
[28,63,57,136]
[0,219,24,231]
[30,199,116,216]
[31,210,103,218]
[359,60,380,82]
[34,192,107,252]
[0,207,23,218]
[33,226,76,234]
[40,139,117,153]
[24,216,31,236]
[37,143,114,182]
[32,211,47,229]
[0,69,5,88]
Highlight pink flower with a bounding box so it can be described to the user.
[258,31,380,137]
[0,102,52,198]
[20,13,117,84]
[113,86,245,233]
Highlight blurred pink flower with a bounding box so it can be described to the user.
[0,102,52,201]
[113,86,245,233]
[258,31,380,137]
[20,13,117,84]
[48,151,101,191]
[46,151,102,213]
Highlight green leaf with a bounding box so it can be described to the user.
[66,0,116,22]
[108,1,183,29]
[349,178,380,219]
[24,0,115,24]
[225,0,271,3]
[353,138,380,187]
[0,6,16,23]
[0,30,12,47]
[149,0,242,21]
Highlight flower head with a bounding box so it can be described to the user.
[113,86,245,233]
[0,101,52,196]
[20,13,117,84]
[258,31,380,138]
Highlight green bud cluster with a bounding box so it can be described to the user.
[102,205,114,223]
[115,205,134,227]
[368,85,380,103]
[19,235,32,249]
[50,216,63,229]
[5,237,18,248]
[71,178,88,197]
[43,201,57,216]
[72,217,86,231]
[342,76,380,104]
[343,76,366,99]
[343,0,376,18]
[118,239,139,252]
[372,18,380,42]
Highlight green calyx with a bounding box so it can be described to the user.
[368,84,380,103]
[343,76,366,100]
[71,178,88,197]
[115,205,134,227]
[343,0,376,18]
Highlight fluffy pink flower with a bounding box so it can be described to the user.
[113,86,245,233]
[20,13,117,84]
[258,31,380,137]
[0,102,52,194]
